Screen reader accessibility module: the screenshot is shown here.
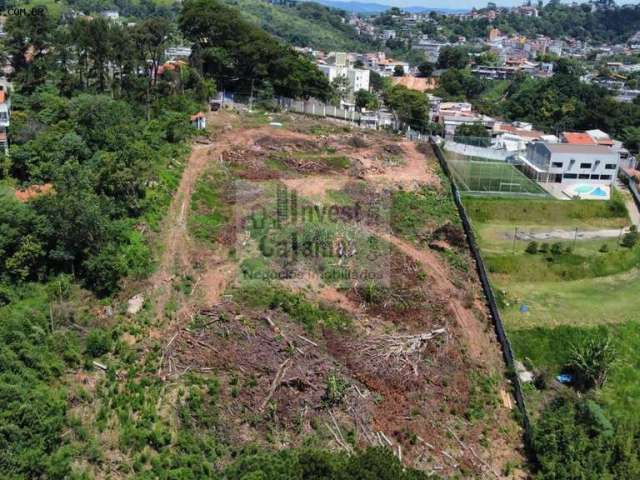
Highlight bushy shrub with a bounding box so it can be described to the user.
[550,242,563,255]
[85,329,112,358]
[622,225,639,248]
[525,241,538,254]
[567,335,616,390]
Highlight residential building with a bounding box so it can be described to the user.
[317,64,370,97]
[381,29,396,40]
[521,143,619,184]
[492,122,545,151]
[0,86,9,154]
[361,52,409,76]
[164,46,192,60]
[100,10,119,20]
[488,28,502,42]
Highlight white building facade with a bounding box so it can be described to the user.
[522,143,619,184]
[318,65,370,95]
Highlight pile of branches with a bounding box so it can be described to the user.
[360,328,447,376]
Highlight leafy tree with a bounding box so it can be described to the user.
[5,8,55,93]
[393,65,405,77]
[533,396,640,479]
[383,85,429,131]
[417,61,435,77]
[85,328,112,357]
[453,122,490,147]
[354,89,379,111]
[331,75,351,104]
[439,68,486,99]
[550,242,563,255]
[369,70,385,92]
[437,45,469,69]
[179,0,331,100]
[621,126,640,153]
[525,241,539,254]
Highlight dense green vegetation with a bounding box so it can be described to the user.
[0,2,418,478]
[223,0,377,52]
[180,0,331,100]
[383,85,441,133]
[1,88,191,295]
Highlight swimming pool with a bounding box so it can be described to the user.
[564,183,610,200]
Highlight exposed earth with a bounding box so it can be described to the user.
[128,111,525,478]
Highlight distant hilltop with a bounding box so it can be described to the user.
[311,0,468,14]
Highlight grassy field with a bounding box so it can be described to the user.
[447,159,547,194]
[466,195,640,422]
[465,193,629,227]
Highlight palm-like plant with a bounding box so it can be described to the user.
[568,335,616,391]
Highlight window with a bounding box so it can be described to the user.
[605,164,617,170]
[563,173,577,179]
[590,174,600,180]
[579,174,590,179]
[601,175,611,180]
[552,162,563,168]
[580,163,592,169]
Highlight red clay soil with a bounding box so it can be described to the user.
[148,113,522,477]
[14,183,54,202]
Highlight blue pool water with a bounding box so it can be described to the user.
[570,184,608,197]
[574,185,593,194]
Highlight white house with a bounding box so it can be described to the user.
[318,65,370,96]
[521,143,619,185]
[382,29,396,40]
[100,10,119,20]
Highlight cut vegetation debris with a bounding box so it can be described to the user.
[55,111,523,478]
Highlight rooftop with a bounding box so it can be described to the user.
[541,143,617,155]
[561,131,596,145]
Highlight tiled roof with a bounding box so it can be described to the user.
[562,132,596,145]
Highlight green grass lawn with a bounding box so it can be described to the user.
[497,268,640,330]
[465,193,629,228]
[448,159,547,195]
[510,320,640,423]
[466,193,640,423]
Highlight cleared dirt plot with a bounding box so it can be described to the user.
[75,110,524,479]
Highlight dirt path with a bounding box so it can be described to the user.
[377,230,493,363]
[150,142,218,320]
[515,227,629,241]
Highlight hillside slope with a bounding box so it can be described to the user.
[223,0,377,52]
